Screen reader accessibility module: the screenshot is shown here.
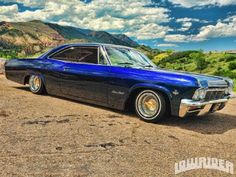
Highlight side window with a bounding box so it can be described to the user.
[51,47,98,64]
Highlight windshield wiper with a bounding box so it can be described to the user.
[143,64,154,68]
[118,62,134,65]
[117,62,135,67]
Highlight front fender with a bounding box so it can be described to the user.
[129,83,173,100]
[125,83,183,116]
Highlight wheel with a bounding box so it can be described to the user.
[135,90,166,123]
[29,75,45,94]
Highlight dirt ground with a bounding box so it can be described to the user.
[0,75,236,177]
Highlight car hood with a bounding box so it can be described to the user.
[151,68,230,88]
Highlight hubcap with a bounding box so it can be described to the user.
[137,92,161,119]
[29,75,41,92]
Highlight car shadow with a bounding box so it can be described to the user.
[161,113,236,135]
[14,86,236,135]
[14,86,30,92]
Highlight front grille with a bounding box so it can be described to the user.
[208,80,228,88]
[204,90,225,101]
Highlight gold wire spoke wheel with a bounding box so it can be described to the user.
[29,75,42,93]
[136,91,162,120]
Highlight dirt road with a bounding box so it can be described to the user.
[0,75,236,176]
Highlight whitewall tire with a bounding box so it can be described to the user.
[29,75,45,94]
[135,90,166,122]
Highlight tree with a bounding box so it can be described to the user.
[190,51,208,73]
[181,57,188,71]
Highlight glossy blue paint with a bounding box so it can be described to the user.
[4,43,230,116]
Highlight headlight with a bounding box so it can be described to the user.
[225,87,233,95]
[192,88,207,100]
[228,79,234,87]
[225,79,234,95]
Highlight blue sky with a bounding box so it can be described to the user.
[0,0,235,51]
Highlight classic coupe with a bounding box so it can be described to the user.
[4,43,235,122]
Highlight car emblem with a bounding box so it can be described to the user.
[112,90,125,95]
[173,89,179,95]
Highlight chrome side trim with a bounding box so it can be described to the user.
[179,94,235,117]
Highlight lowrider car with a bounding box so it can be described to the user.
[4,43,235,122]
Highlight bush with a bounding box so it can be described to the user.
[225,55,236,62]
[190,52,208,73]
[229,62,236,70]
[219,58,225,62]
[214,69,236,79]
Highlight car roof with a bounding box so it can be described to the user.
[62,43,134,49]
[39,43,135,59]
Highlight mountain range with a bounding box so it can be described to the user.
[0,20,139,55]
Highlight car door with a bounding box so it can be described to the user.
[49,46,110,104]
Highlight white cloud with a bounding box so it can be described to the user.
[0,4,18,15]
[176,17,209,23]
[169,0,236,8]
[1,0,45,7]
[193,15,236,41]
[176,17,210,31]
[0,4,19,22]
[156,43,178,47]
[164,34,189,42]
[165,15,236,42]
[178,21,192,31]
[0,0,171,40]
[2,0,235,43]
[125,23,170,40]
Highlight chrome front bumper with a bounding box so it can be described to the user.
[179,94,235,117]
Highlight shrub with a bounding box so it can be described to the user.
[219,58,225,62]
[190,52,208,73]
[214,69,236,79]
[229,62,236,70]
[225,55,236,62]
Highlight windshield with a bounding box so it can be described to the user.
[105,46,156,68]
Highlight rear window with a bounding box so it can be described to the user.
[51,47,98,64]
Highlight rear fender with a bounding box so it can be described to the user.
[23,71,46,85]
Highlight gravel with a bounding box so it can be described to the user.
[0,75,236,176]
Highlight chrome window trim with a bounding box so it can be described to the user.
[48,46,74,60]
[102,45,155,67]
[47,45,110,66]
[101,45,112,65]
[97,46,100,64]
[48,46,99,63]
[100,46,111,66]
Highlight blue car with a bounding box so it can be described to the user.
[4,43,235,122]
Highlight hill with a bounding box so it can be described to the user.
[0,20,139,58]
[47,23,139,47]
